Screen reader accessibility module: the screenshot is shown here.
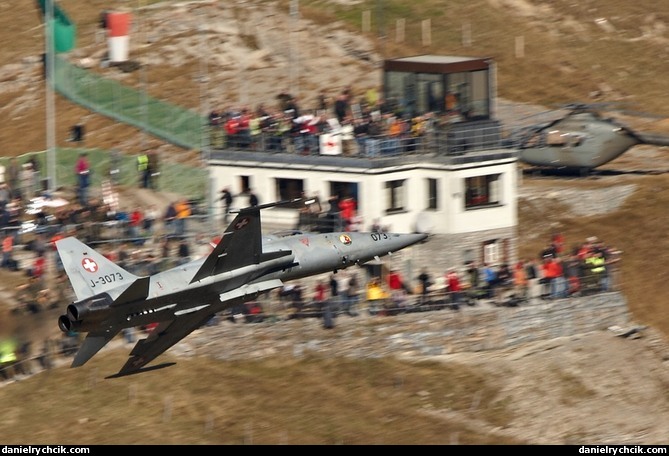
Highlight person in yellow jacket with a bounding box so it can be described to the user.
[366,277,389,315]
[137,153,150,188]
[585,250,607,292]
[0,338,18,380]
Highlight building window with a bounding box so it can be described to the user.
[483,240,501,266]
[465,174,500,209]
[417,74,444,114]
[329,181,359,210]
[469,70,490,120]
[239,175,250,193]
[385,179,405,213]
[427,178,438,210]
[463,249,475,265]
[275,178,304,208]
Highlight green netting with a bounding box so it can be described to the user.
[54,56,207,150]
[0,149,207,202]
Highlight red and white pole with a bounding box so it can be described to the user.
[106,10,132,63]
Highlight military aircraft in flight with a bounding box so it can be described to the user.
[55,199,427,377]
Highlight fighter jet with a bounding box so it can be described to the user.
[55,199,427,377]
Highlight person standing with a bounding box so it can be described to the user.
[147,150,160,190]
[345,272,360,316]
[137,152,150,188]
[314,279,327,306]
[524,258,541,299]
[5,158,20,200]
[513,260,529,300]
[163,201,177,236]
[337,271,351,315]
[142,204,159,238]
[326,195,341,232]
[338,196,356,231]
[329,273,339,311]
[176,237,191,266]
[75,152,90,206]
[248,189,259,207]
[128,207,144,245]
[220,187,233,223]
[417,267,432,303]
[387,268,406,293]
[334,90,350,123]
[28,157,40,198]
[174,198,191,237]
[1,233,15,270]
[446,267,462,309]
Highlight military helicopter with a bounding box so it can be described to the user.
[505,103,669,175]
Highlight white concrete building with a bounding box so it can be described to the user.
[208,145,518,273]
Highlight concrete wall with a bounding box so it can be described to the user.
[208,156,517,235]
[186,292,630,361]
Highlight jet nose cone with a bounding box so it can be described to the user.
[404,232,429,246]
[389,232,428,250]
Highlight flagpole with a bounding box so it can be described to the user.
[45,0,57,191]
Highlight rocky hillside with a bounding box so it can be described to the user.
[2,0,669,445]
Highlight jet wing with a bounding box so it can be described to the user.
[115,307,215,376]
[114,279,284,376]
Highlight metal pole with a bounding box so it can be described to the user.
[138,1,148,153]
[377,0,385,60]
[45,0,57,191]
[198,6,212,230]
[290,0,299,96]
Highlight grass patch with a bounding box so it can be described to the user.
[0,351,522,444]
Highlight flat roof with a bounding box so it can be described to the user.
[389,55,486,64]
[384,54,492,73]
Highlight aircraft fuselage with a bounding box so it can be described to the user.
[60,231,426,334]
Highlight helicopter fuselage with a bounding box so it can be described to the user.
[517,112,641,171]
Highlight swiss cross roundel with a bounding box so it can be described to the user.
[82,257,99,273]
[234,217,250,230]
[339,234,352,245]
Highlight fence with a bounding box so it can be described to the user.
[54,56,206,150]
[0,148,208,202]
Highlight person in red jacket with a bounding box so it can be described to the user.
[338,196,356,231]
[387,269,404,291]
[128,207,144,244]
[446,267,462,308]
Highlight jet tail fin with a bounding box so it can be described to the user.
[190,199,300,283]
[55,237,140,301]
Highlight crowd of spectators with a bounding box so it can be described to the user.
[208,87,440,157]
[452,232,622,305]
[272,230,622,323]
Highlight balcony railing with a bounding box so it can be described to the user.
[208,119,513,160]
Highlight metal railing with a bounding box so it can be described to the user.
[210,119,507,158]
